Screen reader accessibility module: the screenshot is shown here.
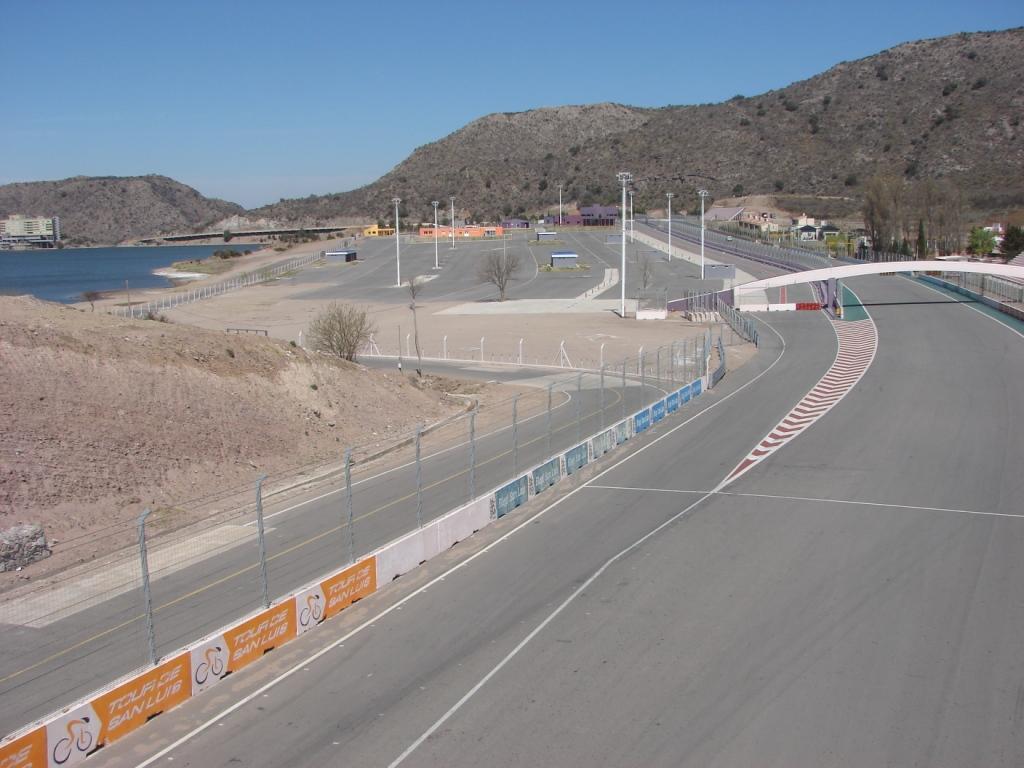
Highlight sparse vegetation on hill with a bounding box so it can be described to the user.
[256,27,1024,225]
[0,175,242,245]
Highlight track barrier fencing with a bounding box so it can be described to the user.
[0,325,752,759]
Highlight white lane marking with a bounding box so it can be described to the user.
[130,317,791,768]
[908,277,1024,340]
[585,486,1020,519]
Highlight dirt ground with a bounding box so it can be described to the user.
[1,241,752,586]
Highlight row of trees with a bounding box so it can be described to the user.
[862,176,966,257]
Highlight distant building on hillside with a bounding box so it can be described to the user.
[579,205,619,226]
[363,224,395,237]
[501,218,530,229]
[418,224,504,238]
[0,214,61,247]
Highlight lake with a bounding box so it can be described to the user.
[0,244,257,303]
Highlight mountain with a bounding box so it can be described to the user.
[255,27,1024,225]
[0,175,243,245]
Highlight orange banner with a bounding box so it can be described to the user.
[91,653,191,745]
[223,601,296,673]
[0,728,46,768]
[320,557,376,620]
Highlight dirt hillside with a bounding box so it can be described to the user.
[0,296,465,578]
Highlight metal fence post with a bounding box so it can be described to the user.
[656,346,661,387]
[600,364,606,429]
[621,361,627,419]
[255,474,270,609]
[669,341,675,384]
[415,424,423,527]
[137,508,157,666]
[468,410,477,501]
[546,382,554,457]
[512,396,520,476]
[684,341,689,382]
[576,372,583,443]
[344,448,355,564]
[640,352,646,407]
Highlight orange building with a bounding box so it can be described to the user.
[418,224,504,238]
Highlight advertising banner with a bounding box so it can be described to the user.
[565,443,588,475]
[652,400,666,423]
[692,379,703,397]
[222,602,296,674]
[294,585,326,636]
[531,458,560,494]
[0,727,46,768]
[591,429,615,458]
[319,558,376,620]
[190,637,230,695]
[494,476,529,518]
[634,408,651,434]
[680,384,691,404]
[90,653,191,746]
[44,704,100,767]
[615,420,630,445]
[666,391,679,413]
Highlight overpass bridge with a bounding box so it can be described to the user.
[731,260,1024,313]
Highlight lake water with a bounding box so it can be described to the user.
[0,244,256,303]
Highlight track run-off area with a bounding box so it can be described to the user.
[89,268,1024,768]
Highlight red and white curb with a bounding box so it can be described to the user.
[723,317,878,486]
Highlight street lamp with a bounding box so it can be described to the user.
[617,171,632,318]
[558,183,563,226]
[431,200,440,270]
[392,197,401,286]
[449,196,456,250]
[698,189,709,280]
[629,189,634,244]
[666,192,674,263]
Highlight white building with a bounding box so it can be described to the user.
[0,214,61,247]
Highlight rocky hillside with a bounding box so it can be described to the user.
[0,175,243,245]
[255,27,1024,224]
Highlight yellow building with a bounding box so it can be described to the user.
[363,224,396,237]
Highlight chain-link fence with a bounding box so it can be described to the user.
[0,325,752,736]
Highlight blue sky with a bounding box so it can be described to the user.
[2,0,1020,208]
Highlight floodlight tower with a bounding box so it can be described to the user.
[617,171,633,318]
[392,197,402,286]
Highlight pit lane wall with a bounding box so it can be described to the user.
[1,366,713,767]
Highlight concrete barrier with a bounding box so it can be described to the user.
[1,370,711,766]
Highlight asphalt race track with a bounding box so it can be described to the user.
[97,272,1024,767]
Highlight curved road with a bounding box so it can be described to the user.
[95,271,1024,766]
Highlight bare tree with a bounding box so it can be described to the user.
[307,302,376,362]
[83,290,101,312]
[478,250,520,301]
[638,253,655,293]
[407,275,424,377]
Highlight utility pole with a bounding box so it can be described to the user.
[666,192,674,263]
[617,171,632,318]
[449,196,456,250]
[392,197,402,286]
[431,200,440,270]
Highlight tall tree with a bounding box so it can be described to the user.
[968,227,996,255]
[1001,225,1024,260]
[916,220,927,260]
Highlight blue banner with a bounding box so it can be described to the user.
[565,443,588,474]
[692,379,703,397]
[680,385,691,404]
[532,458,560,494]
[634,408,652,433]
[495,476,529,518]
[652,400,666,423]
[667,391,679,413]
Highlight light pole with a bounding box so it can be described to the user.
[392,197,402,286]
[629,189,634,243]
[558,183,563,226]
[666,192,674,263]
[449,196,456,250]
[698,189,709,280]
[431,200,440,270]
[617,171,632,318]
